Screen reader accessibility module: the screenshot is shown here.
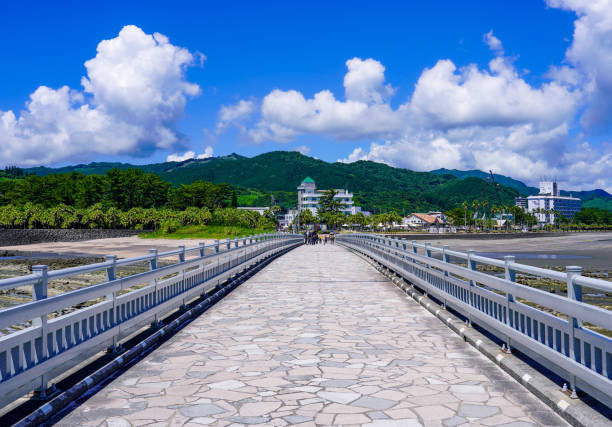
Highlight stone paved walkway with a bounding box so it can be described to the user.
[57,244,568,426]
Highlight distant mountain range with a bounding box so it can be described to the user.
[22,152,612,213]
[430,168,612,202]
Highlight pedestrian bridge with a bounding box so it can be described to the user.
[0,234,610,426]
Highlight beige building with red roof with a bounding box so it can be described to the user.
[402,213,445,229]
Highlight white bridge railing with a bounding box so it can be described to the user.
[0,233,302,408]
[337,233,612,407]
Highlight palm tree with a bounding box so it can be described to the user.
[472,200,479,231]
[462,201,468,230]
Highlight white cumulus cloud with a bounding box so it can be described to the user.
[0,25,201,165]
[167,145,214,162]
[546,0,612,131]
[216,99,256,132]
[221,16,612,190]
[408,57,579,129]
[167,151,196,162]
[197,145,214,159]
[344,58,395,104]
[483,30,505,55]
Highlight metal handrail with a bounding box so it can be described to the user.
[0,232,302,408]
[337,233,612,407]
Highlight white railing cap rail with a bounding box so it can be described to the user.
[0,274,40,291]
[340,235,612,330]
[342,233,612,293]
[0,233,299,293]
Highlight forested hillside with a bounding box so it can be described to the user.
[431,167,612,204]
[17,152,522,214]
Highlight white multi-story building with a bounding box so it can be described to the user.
[237,206,268,215]
[278,209,298,229]
[527,181,581,224]
[349,206,371,216]
[514,197,528,210]
[297,177,355,215]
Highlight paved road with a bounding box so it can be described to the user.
[57,244,567,426]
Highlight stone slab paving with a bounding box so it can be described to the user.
[57,244,568,426]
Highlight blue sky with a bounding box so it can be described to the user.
[1,1,611,190]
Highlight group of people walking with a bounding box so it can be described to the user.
[304,230,335,245]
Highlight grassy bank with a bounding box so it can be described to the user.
[140,225,275,240]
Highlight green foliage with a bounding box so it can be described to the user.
[168,181,233,210]
[0,169,169,209]
[317,211,345,229]
[0,204,272,231]
[0,166,28,179]
[430,168,538,196]
[298,209,316,225]
[142,224,275,240]
[161,219,181,234]
[318,189,345,213]
[105,169,169,210]
[583,197,612,212]
[211,208,275,229]
[573,207,612,225]
[19,151,523,214]
[444,207,465,226]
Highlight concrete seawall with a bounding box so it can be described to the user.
[0,229,146,247]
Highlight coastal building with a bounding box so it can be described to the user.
[297,177,356,215]
[277,209,298,230]
[402,213,445,230]
[349,206,371,216]
[526,181,581,224]
[514,197,528,210]
[427,211,447,222]
[237,206,268,215]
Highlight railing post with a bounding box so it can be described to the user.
[149,249,158,270]
[442,245,450,267]
[466,250,476,327]
[178,245,186,305]
[149,249,161,327]
[104,255,120,352]
[234,238,239,248]
[440,245,450,308]
[425,242,432,268]
[504,255,516,353]
[226,238,231,251]
[31,265,49,397]
[215,240,220,253]
[567,265,583,398]
[411,240,417,263]
[198,242,206,271]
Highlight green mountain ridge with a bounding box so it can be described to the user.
[430,168,612,202]
[22,152,522,214]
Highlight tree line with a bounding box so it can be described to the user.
[0,169,278,232]
[0,204,276,232]
[0,168,238,211]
